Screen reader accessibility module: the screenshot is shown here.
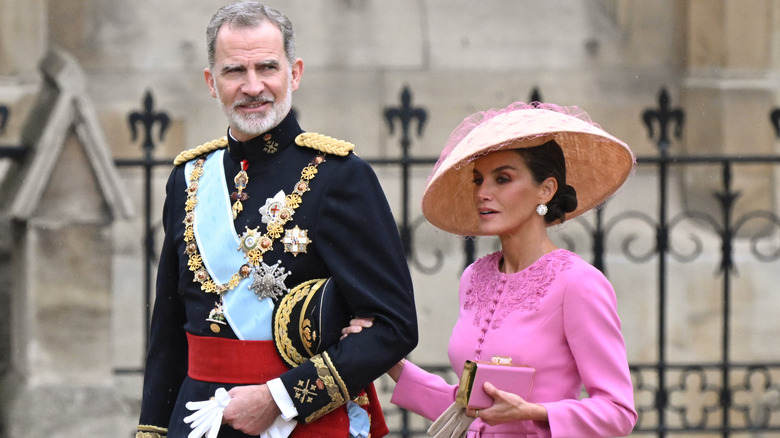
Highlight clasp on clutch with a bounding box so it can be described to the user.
[490,355,512,366]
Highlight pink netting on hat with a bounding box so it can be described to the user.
[430,101,603,180]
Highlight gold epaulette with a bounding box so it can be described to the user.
[295,132,355,157]
[173,137,229,166]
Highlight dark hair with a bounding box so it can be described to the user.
[206,2,296,68]
[515,140,578,223]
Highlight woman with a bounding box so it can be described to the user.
[346,102,637,437]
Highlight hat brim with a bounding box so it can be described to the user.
[422,109,634,236]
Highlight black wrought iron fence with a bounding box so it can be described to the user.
[3,85,780,437]
[369,88,780,437]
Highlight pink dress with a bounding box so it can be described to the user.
[391,249,637,437]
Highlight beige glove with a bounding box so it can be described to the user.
[427,402,475,438]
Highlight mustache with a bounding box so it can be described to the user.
[233,95,274,108]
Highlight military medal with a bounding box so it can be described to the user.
[261,190,293,224]
[283,226,310,256]
[230,160,250,219]
[249,260,291,301]
[206,300,227,333]
[183,154,326,329]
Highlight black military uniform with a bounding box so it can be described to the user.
[138,113,418,437]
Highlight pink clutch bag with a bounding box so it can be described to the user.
[455,356,535,409]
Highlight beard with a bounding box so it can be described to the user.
[215,77,293,138]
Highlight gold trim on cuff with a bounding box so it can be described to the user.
[137,424,167,438]
[305,353,349,422]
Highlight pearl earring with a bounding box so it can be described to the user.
[536,204,548,216]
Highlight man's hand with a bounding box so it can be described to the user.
[222,384,281,435]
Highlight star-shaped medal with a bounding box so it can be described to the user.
[283,226,310,256]
[260,190,293,225]
[249,260,290,301]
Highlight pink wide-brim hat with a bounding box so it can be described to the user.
[422,102,635,236]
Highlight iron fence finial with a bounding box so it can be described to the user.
[384,86,427,146]
[128,90,171,153]
[642,87,684,153]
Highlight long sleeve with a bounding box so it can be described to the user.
[539,266,637,437]
[278,154,419,423]
[138,168,190,432]
[390,361,457,421]
[429,250,636,438]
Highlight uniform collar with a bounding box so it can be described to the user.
[227,112,303,163]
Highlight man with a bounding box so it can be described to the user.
[136,2,418,437]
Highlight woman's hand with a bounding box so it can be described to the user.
[340,316,374,340]
[386,358,406,382]
[466,382,548,426]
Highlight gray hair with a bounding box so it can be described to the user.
[206,1,296,68]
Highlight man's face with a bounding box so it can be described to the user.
[204,21,303,141]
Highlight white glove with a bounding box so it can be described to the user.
[184,387,232,438]
[427,402,475,438]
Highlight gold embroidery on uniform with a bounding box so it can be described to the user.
[323,351,350,400]
[302,317,314,351]
[273,278,327,367]
[293,378,318,404]
[299,280,325,357]
[135,433,165,438]
[137,424,167,433]
[263,133,279,154]
[305,354,347,423]
[354,393,370,406]
[136,424,167,438]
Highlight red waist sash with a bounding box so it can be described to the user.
[187,333,285,384]
[187,333,391,437]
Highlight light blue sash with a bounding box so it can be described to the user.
[185,149,274,341]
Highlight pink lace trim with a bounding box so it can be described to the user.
[464,250,574,329]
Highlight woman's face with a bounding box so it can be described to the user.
[472,149,548,237]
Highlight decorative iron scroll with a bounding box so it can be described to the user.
[630,365,780,432]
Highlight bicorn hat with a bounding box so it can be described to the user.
[272,278,351,368]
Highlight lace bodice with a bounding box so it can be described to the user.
[463,249,573,329]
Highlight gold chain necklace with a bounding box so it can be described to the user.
[183,154,326,331]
